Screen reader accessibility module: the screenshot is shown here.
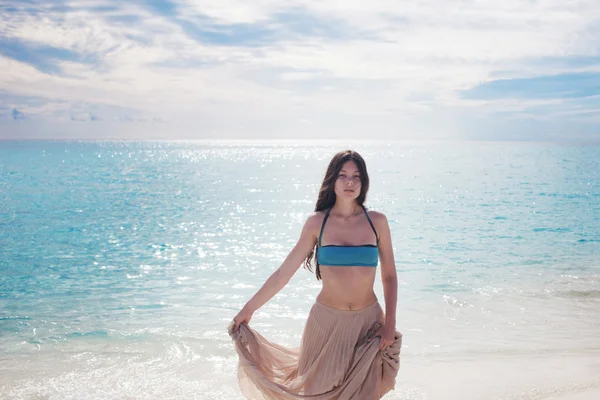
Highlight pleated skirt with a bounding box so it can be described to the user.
[228,301,402,399]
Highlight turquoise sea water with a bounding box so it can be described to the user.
[1,141,599,399]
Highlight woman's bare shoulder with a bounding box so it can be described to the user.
[299,211,325,241]
[305,211,326,227]
[365,208,387,221]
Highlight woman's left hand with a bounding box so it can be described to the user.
[374,322,396,351]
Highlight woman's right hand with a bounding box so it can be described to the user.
[232,306,254,331]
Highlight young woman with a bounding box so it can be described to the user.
[229,150,402,399]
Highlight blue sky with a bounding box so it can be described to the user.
[1,0,599,141]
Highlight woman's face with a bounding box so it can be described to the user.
[334,160,361,201]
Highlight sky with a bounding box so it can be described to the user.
[1,0,600,141]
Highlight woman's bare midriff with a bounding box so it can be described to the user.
[315,265,378,310]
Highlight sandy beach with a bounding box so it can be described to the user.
[547,388,600,400]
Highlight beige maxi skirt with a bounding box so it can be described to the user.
[228,301,403,399]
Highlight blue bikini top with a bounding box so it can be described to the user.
[317,205,379,267]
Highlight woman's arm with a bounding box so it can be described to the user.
[233,213,320,330]
[373,211,398,349]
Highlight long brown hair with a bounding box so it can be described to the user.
[303,150,370,280]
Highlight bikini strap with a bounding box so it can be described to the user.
[361,205,379,245]
[318,208,332,247]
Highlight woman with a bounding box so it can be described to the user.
[228,150,402,399]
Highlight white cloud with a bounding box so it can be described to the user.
[177,0,287,24]
[0,0,599,139]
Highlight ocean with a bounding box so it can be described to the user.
[1,140,599,399]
